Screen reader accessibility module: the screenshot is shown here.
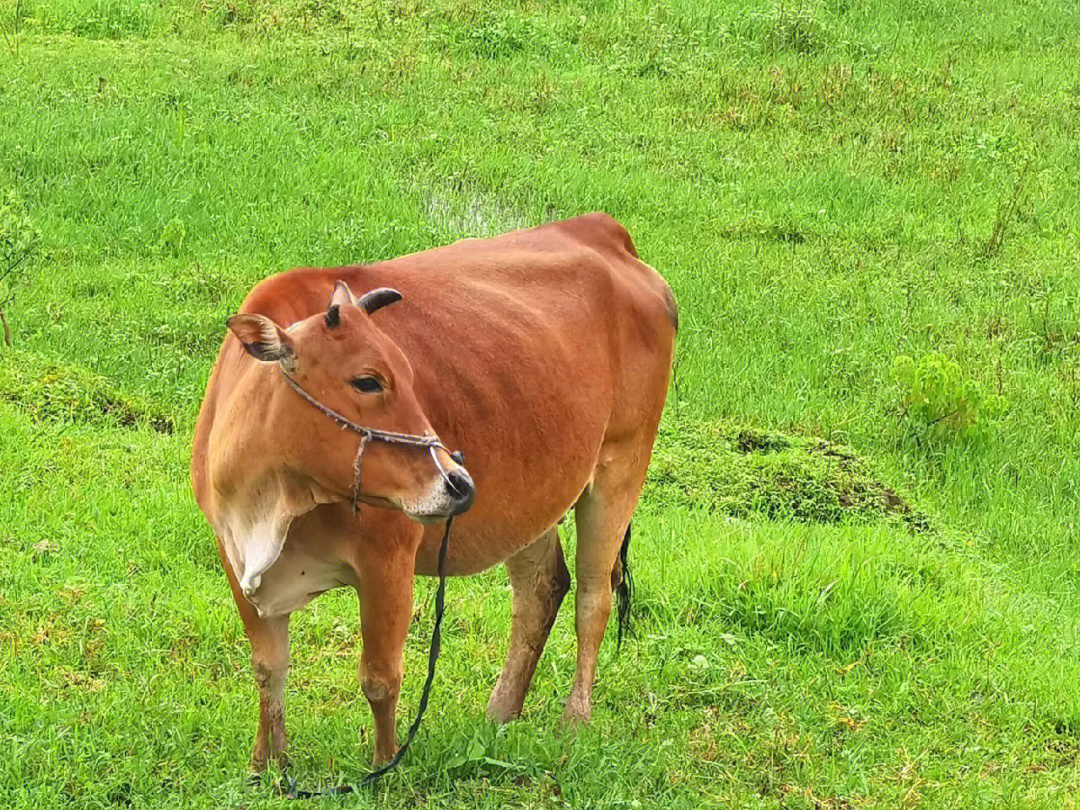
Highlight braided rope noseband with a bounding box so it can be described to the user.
[278,369,461,510]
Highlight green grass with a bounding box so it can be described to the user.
[2,0,1079,806]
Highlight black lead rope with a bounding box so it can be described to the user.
[273,369,464,798]
[280,514,453,799]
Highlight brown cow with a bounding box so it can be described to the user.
[191,212,677,770]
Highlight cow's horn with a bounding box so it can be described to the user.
[358,287,403,315]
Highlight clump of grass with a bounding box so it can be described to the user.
[0,347,174,433]
[444,14,539,59]
[155,217,187,257]
[764,2,831,55]
[646,412,925,528]
[725,2,833,57]
[0,0,24,55]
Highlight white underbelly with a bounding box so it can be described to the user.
[245,539,353,618]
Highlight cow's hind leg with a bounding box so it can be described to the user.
[218,540,292,772]
[487,527,571,723]
[563,445,649,723]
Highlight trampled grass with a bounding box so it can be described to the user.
[1,0,1079,806]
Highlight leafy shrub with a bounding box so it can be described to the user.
[891,352,1007,439]
[0,189,39,345]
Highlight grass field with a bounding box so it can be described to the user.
[2,0,1080,806]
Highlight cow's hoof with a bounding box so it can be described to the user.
[486,689,524,725]
[559,696,592,726]
[250,746,269,773]
[486,701,522,725]
[250,746,289,774]
[372,746,399,768]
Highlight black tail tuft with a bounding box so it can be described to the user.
[615,523,633,651]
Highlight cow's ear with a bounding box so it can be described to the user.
[329,280,355,309]
[227,314,295,363]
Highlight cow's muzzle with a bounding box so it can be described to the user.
[414,449,474,521]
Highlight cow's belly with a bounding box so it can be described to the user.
[413,519,564,577]
[413,446,600,577]
[244,532,355,618]
[413,394,608,576]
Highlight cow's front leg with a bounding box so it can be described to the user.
[217,539,292,771]
[250,614,291,770]
[355,517,422,765]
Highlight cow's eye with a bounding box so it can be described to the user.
[351,376,383,394]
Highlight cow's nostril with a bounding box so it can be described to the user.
[446,469,470,497]
[445,469,475,513]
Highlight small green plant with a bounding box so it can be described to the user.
[0,0,23,56]
[764,2,829,55]
[156,217,187,256]
[0,189,39,346]
[891,352,1008,440]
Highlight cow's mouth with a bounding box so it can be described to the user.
[405,467,475,523]
[406,506,458,524]
[353,493,461,523]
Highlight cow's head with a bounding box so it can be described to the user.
[214,281,473,600]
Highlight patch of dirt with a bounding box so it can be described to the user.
[736,428,790,454]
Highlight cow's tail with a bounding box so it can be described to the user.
[614,523,633,651]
